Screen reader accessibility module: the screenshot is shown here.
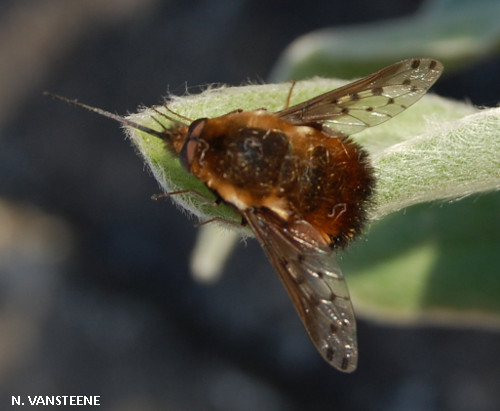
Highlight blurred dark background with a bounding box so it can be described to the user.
[0,0,499,410]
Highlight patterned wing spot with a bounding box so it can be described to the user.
[309,294,321,307]
[341,356,349,371]
[411,59,421,69]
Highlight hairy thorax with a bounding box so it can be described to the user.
[186,110,374,246]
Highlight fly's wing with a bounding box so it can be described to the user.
[276,58,443,136]
[243,208,358,372]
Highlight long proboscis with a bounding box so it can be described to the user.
[43,92,168,141]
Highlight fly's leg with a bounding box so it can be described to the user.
[151,189,220,208]
[284,81,297,109]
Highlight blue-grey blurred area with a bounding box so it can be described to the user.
[0,0,499,410]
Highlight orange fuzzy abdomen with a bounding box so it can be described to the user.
[188,110,374,247]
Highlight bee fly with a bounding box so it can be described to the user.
[46,58,443,372]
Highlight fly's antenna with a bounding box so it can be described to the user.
[43,92,170,141]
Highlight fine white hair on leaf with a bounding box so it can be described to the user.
[371,106,500,219]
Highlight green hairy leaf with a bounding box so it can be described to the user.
[125,79,500,328]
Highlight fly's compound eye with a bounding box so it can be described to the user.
[180,118,207,171]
